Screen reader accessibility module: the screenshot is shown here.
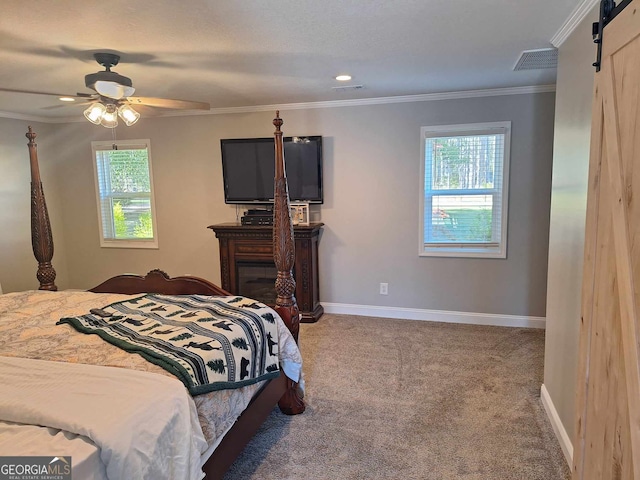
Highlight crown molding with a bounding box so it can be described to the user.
[0,111,56,123]
[171,85,556,116]
[550,0,599,47]
[0,110,82,124]
[0,84,556,123]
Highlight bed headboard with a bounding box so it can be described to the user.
[89,269,229,296]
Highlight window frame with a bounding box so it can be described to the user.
[92,139,159,249]
[418,121,511,259]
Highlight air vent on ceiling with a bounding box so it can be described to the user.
[332,84,364,92]
[513,48,558,71]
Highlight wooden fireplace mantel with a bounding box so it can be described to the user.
[208,222,324,323]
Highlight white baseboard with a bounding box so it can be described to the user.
[321,302,545,329]
[540,384,573,467]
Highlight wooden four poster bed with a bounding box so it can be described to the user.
[0,112,304,479]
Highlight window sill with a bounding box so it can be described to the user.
[420,245,506,259]
[100,239,159,249]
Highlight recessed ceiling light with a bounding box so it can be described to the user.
[335,75,352,81]
[59,97,75,102]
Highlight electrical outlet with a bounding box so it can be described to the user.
[380,283,388,295]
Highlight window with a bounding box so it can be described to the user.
[419,122,510,258]
[92,139,158,248]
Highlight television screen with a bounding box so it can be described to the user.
[221,136,323,204]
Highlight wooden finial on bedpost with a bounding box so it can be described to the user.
[26,126,57,291]
[273,110,283,131]
[272,111,305,415]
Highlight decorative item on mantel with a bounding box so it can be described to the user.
[289,202,310,226]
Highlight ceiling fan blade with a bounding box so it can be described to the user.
[126,96,210,110]
[41,101,94,110]
[127,104,162,116]
[0,88,93,100]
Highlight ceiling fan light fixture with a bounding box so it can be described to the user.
[118,104,140,126]
[83,103,106,124]
[92,80,135,100]
[100,104,119,128]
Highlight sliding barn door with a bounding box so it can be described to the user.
[574,3,640,479]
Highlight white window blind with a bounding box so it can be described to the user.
[419,122,510,258]
[92,140,158,248]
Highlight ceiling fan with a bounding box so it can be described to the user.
[0,52,210,127]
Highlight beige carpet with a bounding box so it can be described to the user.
[224,314,571,479]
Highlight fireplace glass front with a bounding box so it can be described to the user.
[236,262,278,305]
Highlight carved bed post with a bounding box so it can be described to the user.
[26,127,57,291]
[272,111,305,415]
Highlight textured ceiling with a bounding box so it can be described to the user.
[0,0,581,119]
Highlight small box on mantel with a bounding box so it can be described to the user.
[289,202,309,226]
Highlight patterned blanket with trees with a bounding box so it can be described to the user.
[58,294,281,395]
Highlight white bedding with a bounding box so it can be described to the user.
[0,290,304,479]
[0,356,207,480]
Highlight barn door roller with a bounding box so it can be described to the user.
[593,0,633,71]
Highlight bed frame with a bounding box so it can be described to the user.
[25,111,304,480]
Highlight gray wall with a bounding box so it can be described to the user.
[543,7,597,445]
[2,92,555,318]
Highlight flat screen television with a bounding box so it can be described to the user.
[221,136,323,204]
